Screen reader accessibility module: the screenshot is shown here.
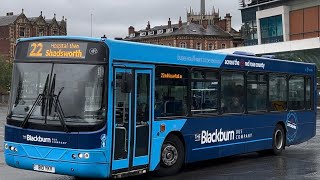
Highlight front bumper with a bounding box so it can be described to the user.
[4,141,110,178]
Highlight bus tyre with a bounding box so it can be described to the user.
[156,135,184,176]
[271,124,285,155]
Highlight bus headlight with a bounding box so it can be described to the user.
[4,144,8,150]
[78,153,84,159]
[84,153,90,159]
[9,146,17,152]
[71,154,76,159]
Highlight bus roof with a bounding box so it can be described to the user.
[105,38,316,75]
[17,36,102,43]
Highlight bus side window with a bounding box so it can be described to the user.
[288,76,304,110]
[191,70,219,115]
[269,74,287,111]
[221,72,244,114]
[247,73,267,112]
[305,77,312,110]
[155,66,188,118]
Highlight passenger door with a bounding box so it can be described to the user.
[112,67,152,172]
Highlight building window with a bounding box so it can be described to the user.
[288,76,304,110]
[208,43,213,50]
[247,73,267,112]
[191,70,219,114]
[242,7,259,46]
[221,44,226,49]
[39,28,44,36]
[221,72,245,114]
[155,66,188,117]
[260,15,283,44]
[180,42,187,48]
[269,74,287,111]
[140,32,146,37]
[52,29,58,36]
[196,43,202,50]
[19,27,25,37]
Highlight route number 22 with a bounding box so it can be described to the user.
[29,43,43,57]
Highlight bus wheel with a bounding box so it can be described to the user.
[156,134,184,176]
[271,124,285,155]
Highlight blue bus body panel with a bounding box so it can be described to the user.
[106,40,227,68]
[150,120,187,170]
[149,111,316,169]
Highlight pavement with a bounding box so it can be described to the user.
[0,106,320,180]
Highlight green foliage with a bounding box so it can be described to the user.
[0,56,12,94]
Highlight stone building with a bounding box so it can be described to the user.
[125,0,243,50]
[0,9,67,62]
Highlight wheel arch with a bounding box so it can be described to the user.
[164,131,187,161]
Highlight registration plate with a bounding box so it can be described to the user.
[33,164,55,173]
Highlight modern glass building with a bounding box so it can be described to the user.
[239,0,320,46]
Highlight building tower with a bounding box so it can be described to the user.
[201,0,205,15]
[187,0,216,25]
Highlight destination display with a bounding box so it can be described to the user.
[27,42,87,59]
[15,40,107,62]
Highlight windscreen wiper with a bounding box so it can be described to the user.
[48,74,56,115]
[52,86,69,132]
[49,74,69,132]
[21,73,69,132]
[21,74,50,128]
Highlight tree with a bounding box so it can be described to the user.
[0,55,12,94]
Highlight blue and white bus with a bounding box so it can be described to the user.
[4,36,317,179]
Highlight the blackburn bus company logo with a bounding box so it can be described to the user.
[286,112,298,142]
[22,134,67,145]
[24,134,52,143]
[195,129,253,145]
[195,129,235,144]
[100,134,107,148]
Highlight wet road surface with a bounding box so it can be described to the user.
[0,106,319,180]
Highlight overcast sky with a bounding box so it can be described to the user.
[0,0,241,38]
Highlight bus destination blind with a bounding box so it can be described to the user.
[27,42,88,59]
